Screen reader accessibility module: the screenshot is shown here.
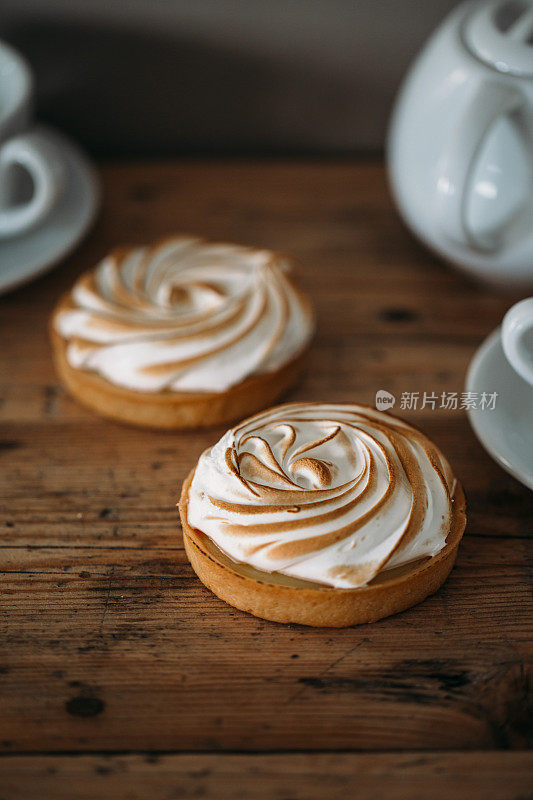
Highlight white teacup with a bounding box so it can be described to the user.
[502,298,533,387]
[0,40,66,238]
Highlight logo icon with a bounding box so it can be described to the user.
[375,390,396,412]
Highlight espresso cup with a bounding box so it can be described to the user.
[502,298,533,387]
[0,40,65,238]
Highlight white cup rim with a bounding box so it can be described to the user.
[501,297,533,387]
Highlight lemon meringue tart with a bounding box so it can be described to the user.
[51,236,314,429]
[179,402,466,627]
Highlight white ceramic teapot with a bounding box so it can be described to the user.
[388,0,533,291]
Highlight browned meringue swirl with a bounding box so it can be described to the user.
[187,402,457,588]
[53,237,313,393]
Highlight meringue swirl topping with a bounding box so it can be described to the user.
[187,403,458,589]
[54,237,313,393]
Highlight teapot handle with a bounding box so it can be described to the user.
[436,82,524,252]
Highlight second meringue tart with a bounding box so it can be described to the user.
[179,402,466,627]
[51,236,314,429]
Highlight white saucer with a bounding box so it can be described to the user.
[466,328,533,490]
[0,125,99,295]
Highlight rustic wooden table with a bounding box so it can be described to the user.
[1,161,532,799]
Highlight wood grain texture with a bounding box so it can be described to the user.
[0,161,531,794]
[1,753,532,800]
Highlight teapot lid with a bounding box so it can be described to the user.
[463,0,533,77]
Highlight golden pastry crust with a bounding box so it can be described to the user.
[179,468,467,627]
[50,323,308,429]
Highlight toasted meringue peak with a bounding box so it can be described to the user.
[54,237,313,393]
[187,402,458,589]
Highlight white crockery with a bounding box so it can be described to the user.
[0,126,99,295]
[502,296,533,385]
[388,0,533,291]
[0,40,67,238]
[466,321,533,490]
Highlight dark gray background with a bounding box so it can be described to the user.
[1,0,460,156]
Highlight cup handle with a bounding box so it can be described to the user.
[502,297,533,387]
[436,82,525,252]
[0,129,66,238]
